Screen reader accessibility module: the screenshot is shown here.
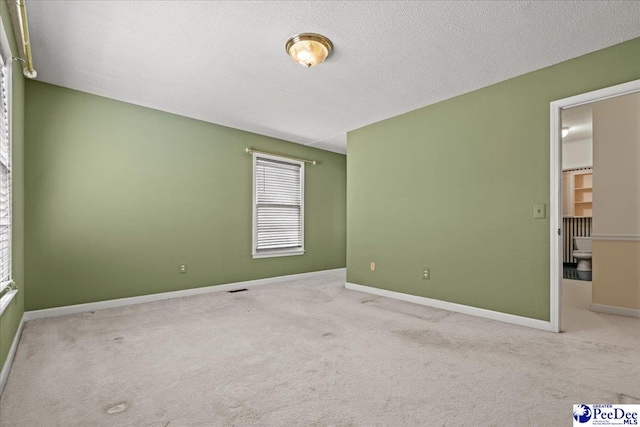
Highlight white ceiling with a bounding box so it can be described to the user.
[26,1,640,154]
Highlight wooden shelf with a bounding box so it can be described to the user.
[563,168,593,218]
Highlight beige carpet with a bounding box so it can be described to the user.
[1,273,638,426]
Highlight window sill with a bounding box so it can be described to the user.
[252,249,305,259]
[0,289,18,317]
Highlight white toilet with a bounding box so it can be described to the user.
[573,237,592,271]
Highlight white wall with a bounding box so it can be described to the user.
[592,92,640,236]
[562,138,592,170]
[592,92,640,311]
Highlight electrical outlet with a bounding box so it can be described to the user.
[179,263,187,274]
[423,268,430,280]
[370,262,376,271]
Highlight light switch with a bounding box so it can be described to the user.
[533,203,546,219]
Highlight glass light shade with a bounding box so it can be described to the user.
[285,33,333,68]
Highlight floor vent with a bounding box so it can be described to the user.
[228,288,248,293]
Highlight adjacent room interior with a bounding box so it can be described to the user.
[562,103,594,282]
[559,90,640,331]
[0,2,639,425]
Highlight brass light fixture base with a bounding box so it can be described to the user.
[285,33,333,68]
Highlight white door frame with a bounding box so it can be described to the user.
[549,78,640,333]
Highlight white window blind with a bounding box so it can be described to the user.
[0,55,11,288]
[253,155,304,258]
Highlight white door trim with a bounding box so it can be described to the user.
[549,78,640,333]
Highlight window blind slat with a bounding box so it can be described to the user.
[0,57,11,284]
[254,157,303,253]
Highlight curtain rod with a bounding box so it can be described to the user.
[12,0,37,78]
[244,148,317,165]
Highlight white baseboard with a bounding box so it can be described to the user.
[590,303,640,318]
[24,268,346,322]
[0,313,26,396]
[345,282,554,332]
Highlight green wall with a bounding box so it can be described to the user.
[0,5,25,372]
[347,37,640,321]
[25,82,346,311]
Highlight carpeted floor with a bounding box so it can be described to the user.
[0,272,638,426]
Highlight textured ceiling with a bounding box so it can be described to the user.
[25,1,640,154]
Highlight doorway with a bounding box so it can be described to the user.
[549,78,640,333]
[561,104,593,282]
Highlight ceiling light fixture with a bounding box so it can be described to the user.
[562,127,570,138]
[285,33,333,68]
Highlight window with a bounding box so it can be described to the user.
[252,154,304,258]
[0,34,11,296]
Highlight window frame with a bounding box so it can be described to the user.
[251,152,305,259]
[0,19,14,306]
